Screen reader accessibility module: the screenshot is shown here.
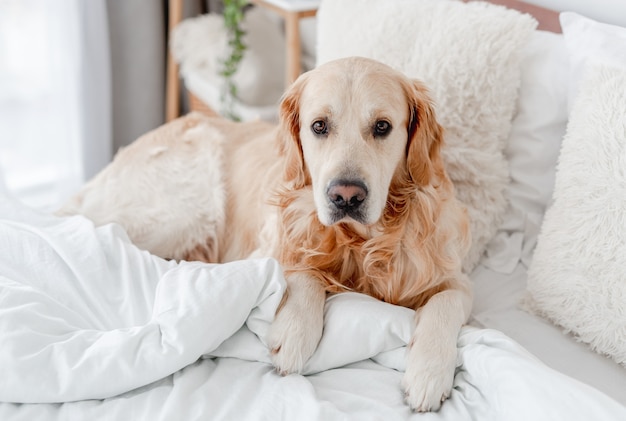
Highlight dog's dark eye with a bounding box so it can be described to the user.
[311,120,328,136]
[374,120,391,137]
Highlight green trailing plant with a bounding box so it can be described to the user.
[220,0,248,121]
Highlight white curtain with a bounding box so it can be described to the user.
[0,0,111,211]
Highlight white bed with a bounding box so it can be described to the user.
[2,0,626,419]
[1,191,624,420]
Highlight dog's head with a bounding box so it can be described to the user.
[278,56,444,227]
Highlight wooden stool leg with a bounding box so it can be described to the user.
[284,11,302,87]
[166,0,184,122]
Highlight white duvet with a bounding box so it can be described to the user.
[1,192,625,421]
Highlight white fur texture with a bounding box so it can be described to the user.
[170,8,285,107]
[316,0,537,272]
[526,64,626,366]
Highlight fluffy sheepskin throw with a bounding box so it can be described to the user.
[170,8,285,108]
[317,0,537,272]
[526,64,626,366]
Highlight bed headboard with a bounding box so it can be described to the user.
[465,0,561,33]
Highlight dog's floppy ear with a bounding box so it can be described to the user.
[404,79,446,187]
[278,73,310,188]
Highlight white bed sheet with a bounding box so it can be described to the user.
[470,263,626,405]
[1,192,625,420]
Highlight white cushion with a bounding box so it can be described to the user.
[526,12,626,365]
[526,63,626,365]
[560,12,626,110]
[316,0,537,272]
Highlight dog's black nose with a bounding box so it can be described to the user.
[327,180,368,211]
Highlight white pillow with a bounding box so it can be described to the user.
[526,63,626,366]
[560,12,626,109]
[505,31,569,227]
[316,0,537,272]
[483,31,570,273]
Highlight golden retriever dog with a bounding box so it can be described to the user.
[59,57,472,412]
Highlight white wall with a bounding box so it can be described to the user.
[525,0,626,27]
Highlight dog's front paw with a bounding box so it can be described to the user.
[402,340,457,412]
[266,307,322,375]
[266,275,326,375]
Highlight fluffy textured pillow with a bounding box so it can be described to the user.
[316,0,537,272]
[526,12,626,366]
[526,63,626,366]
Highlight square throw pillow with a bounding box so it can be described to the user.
[526,63,626,366]
[316,0,537,271]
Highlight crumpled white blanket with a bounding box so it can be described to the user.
[1,192,625,420]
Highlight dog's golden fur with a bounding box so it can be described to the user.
[60,57,472,412]
[275,72,469,309]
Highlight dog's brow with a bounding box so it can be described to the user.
[308,105,334,125]
[369,108,391,120]
[307,102,333,115]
